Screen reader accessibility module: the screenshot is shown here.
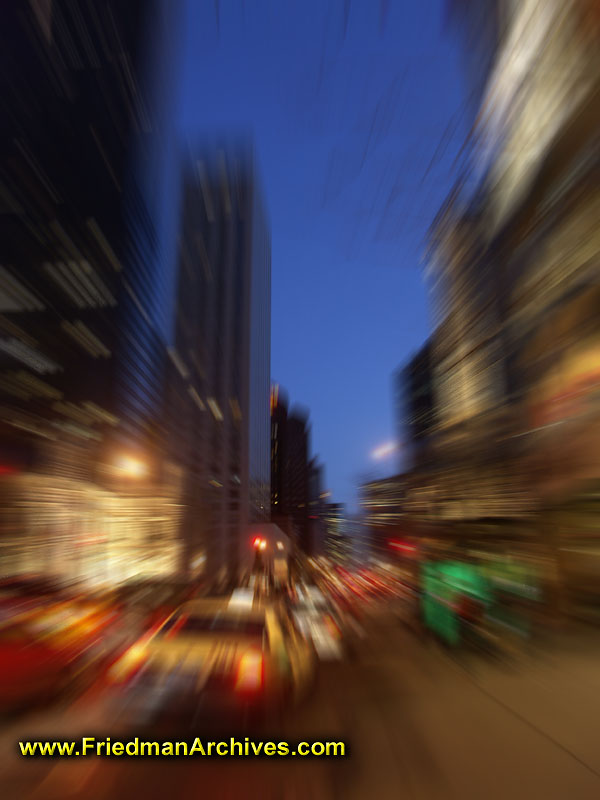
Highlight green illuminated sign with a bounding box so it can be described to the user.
[421,561,491,645]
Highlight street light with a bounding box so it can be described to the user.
[115,455,147,479]
[371,441,398,460]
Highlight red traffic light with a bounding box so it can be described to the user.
[252,536,268,551]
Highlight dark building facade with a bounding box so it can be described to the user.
[171,145,271,582]
[285,409,310,553]
[396,341,437,469]
[402,0,600,624]
[270,384,289,517]
[270,386,314,554]
[0,0,164,469]
[0,1,196,583]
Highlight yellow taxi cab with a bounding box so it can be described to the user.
[109,595,316,724]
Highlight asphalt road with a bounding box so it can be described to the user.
[2,606,600,800]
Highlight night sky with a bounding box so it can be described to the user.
[168,0,469,510]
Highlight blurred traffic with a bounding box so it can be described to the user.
[0,542,553,719]
[0,554,410,721]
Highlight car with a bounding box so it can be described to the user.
[115,579,199,614]
[292,586,344,661]
[112,579,204,640]
[108,596,316,728]
[0,598,122,711]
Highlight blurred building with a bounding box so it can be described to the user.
[348,514,372,565]
[171,145,271,583]
[0,3,273,587]
[478,0,600,622]
[270,384,289,517]
[0,0,186,582]
[307,458,325,516]
[396,341,437,470]
[359,475,407,557]
[0,0,159,461]
[307,457,327,556]
[323,502,353,564]
[270,385,314,554]
[286,408,310,552]
[407,0,600,622]
[422,199,528,528]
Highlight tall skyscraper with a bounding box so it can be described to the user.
[270,386,316,553]
[270,384,289,516]
[0,0,164,468]
[173,144,271,582]
[286,408,310,553]
[0,0,188,583]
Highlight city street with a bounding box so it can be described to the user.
[2,603,600,800]
[1,3,599,799]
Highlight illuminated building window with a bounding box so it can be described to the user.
[0,266,44,311]
[0,337,60,374]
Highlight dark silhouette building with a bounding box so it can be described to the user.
[0,1,190,582]
[172,144,271,582]
[270,386,313,553]
[270,384,289,517]
[286,408,310,552]
[396,341,437,470]
[0,0,170,473]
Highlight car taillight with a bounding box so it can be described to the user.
[234,650,263,692]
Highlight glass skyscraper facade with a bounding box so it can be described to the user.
[173,144,271,582]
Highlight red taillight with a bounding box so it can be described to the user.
[235,650,264,692]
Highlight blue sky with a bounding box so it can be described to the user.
[172,0,468,509]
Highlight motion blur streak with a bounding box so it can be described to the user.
[0,1,599,800]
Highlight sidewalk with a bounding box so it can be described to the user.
[439,623,600,777]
